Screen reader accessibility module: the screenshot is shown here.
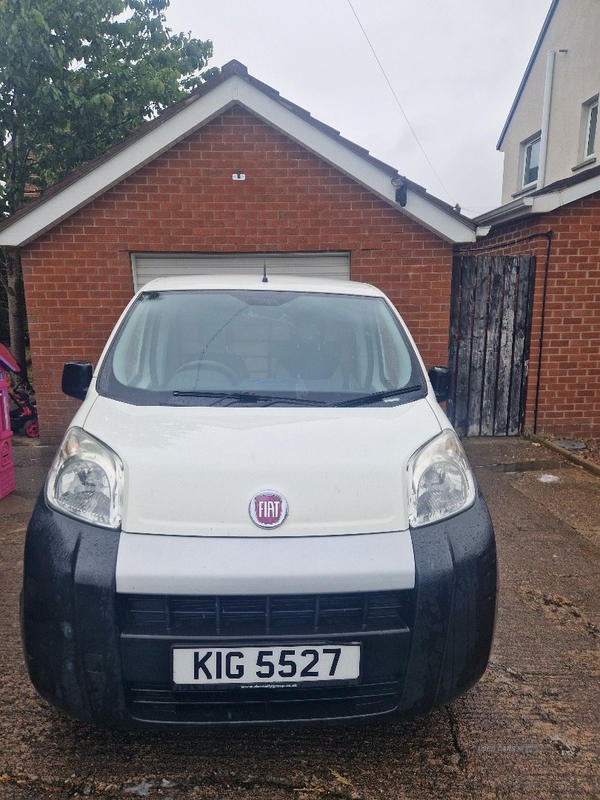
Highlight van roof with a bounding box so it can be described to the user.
[139,274,385,297]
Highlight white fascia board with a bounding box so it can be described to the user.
[234,81,476,244]
[474,171,600,227]
[531,172,600,213]
[399,189,476,243]
[0,73,476,246]
[0,79,242,247]
[474,195,534,226]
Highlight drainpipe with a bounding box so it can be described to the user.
[533,231,554,434]
[537,51,555,190]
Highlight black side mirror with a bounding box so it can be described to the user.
[428,366,450,403]
[62,361,93,401]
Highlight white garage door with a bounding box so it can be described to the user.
[131,252,350,291]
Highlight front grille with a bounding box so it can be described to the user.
[119,591,413,723]
[120,591,413,637]
[126,679,401,723]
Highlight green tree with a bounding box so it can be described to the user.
[0,0,216,369]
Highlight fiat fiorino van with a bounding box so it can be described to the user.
[21,275,496,727]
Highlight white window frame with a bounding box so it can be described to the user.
[521,134,541,189]
[583,96,598,160]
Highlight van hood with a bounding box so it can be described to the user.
[82,397,442,537]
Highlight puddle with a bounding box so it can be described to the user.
[553,439,587,451]
[483,460,566,473]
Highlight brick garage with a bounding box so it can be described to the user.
[463,186,600,439]
[3,62,598,443]
[0,62,476,442]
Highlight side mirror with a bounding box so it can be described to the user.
[62,361,93,401]
[428,366,450,403]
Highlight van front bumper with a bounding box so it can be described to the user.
[21,490,496,728]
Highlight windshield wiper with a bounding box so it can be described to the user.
[332,385,424,408]
[172,390,326,406]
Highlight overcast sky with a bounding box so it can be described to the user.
[163,0,552,217]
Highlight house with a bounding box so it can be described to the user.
[0,60,478,442]
[498,0,600,204]
[453,0,600,440]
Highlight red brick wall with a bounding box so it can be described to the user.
[20,107,453,441]
[458,194,600,439]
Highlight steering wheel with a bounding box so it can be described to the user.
[171,359,238,385]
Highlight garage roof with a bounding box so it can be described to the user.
[0,60,477,246]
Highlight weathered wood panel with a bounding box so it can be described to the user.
[480,258,504,435]
[509,255,536,434]
[447,254,536,437]
[467,257,491,436]
[495,258,518,435]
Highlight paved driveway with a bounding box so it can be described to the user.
[0,436,598,799]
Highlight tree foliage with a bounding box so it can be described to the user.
[0,0,216,366]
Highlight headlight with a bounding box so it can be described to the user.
[46,427,123,529]
[408,429,476,527]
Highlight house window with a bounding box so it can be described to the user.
[585,98,598,158]
[522,136,541,187]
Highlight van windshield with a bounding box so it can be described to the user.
[97,290,426,407]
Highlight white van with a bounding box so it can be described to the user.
[22,275,496,727]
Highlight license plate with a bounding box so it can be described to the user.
[172,644,361,686]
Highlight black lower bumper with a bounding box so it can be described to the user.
[21,490,496,728]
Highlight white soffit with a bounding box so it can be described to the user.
[530,172,600,212]
[238,81,475,244]
[0,73,476,247]
[477,170,600,225]
[0,79,241,248]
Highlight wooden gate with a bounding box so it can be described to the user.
[447,254,536,437]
